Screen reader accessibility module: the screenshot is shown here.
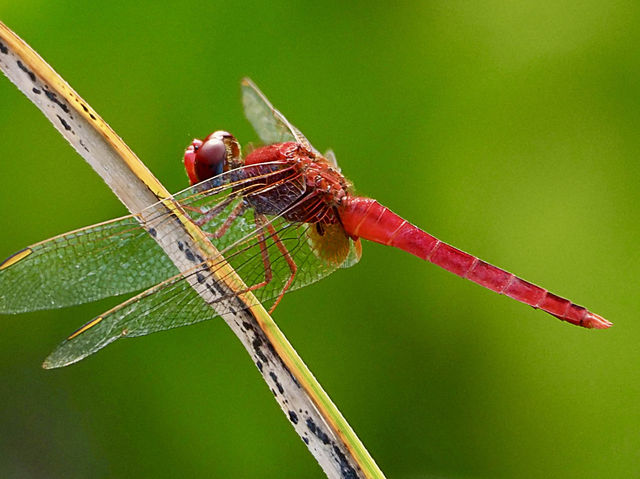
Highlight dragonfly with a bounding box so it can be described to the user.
[0,78,611,368]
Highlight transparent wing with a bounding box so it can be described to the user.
[44,188,362,368]
[242,77,322,156]
[0,162,298,313]
[324,149,341,172]
[0,216,176,313]
[43,269,214,368]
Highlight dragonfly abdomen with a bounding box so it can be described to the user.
[339,197,611,329]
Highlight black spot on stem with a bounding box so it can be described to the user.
[56,115,71,131]
[16,60,36,82]
[288,410,299,424]
[44,89,70,113]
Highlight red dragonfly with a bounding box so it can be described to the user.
[0,78,610,368]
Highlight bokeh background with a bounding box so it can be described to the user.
[0,2,637,478]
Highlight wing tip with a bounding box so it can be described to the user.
[241,76,255,88]
[41,358,59,369]
[42,354,81,369]
[42,351,72,369]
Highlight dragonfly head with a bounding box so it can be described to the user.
[184,131,242,185]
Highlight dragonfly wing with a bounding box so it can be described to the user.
[324,149,340,172]
[0,215,177,313]
[0,163,298,314]
[43,223,361,369]
[242,77,296,144]
[43,265,218,368]
[241,78,322,156]
[43,182,362,367]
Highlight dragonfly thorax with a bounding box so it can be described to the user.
[242,141,351,224]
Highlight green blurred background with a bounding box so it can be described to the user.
[0,2,637,478]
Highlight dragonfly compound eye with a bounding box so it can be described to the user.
[199,138,226,168]
[192,132,230,183]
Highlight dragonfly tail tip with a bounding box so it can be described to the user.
[584,312,612,329]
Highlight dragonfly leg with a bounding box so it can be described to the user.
[236,214,298,313]
[211,201,247,239]
[245,215,274,292]
[182,195,236,228]
[262,216,297,314]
